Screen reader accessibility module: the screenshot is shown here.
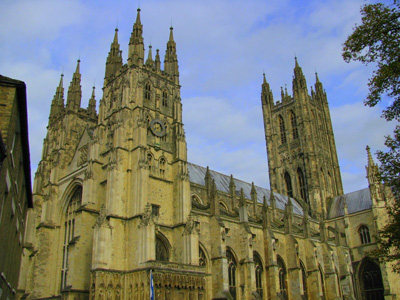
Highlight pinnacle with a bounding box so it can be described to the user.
[136,8,141,24]
[315,71,320,83]
[169,26,174,42]
[75,59,81,74]
[366,145,374,166]
[113,28,119,44]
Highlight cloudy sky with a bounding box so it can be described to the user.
[0,0,397,193]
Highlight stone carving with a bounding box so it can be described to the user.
[140,203,153,226]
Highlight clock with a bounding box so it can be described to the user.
[149,118,166,137]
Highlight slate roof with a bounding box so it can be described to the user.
[328,188,372,219]
[187,162,304,215]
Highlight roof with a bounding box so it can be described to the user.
[328,188,372,219]
[187,162,304,215]
[0,75,33,208]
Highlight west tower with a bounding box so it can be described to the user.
[261,59,343,218]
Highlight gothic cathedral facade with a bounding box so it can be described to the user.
[18,9,399,300]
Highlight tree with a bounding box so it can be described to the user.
[343,1,400,272]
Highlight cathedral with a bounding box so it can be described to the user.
[17,9,399,300]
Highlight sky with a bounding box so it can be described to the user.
[0,0,397,194]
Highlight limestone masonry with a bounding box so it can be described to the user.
[17,8,399,300]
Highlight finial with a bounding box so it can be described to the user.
[315,71,320,83]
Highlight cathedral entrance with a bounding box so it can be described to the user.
[359,259,384,300]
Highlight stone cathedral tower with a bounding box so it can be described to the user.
[20,9,205,300]
[261,59,343,218]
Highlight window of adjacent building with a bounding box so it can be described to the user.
[278,115,287,144]
[155,235,169,262]
[277,256,288,300]
[290,111,299,140]
[144,83,151,100]
[359,225,371,244]
[61,186,82,290]
[254,252,263,298]
[162,91,168,107]
[297,168,307,202]
[227,249,237,300]
[284,172,293,198]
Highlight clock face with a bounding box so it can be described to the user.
[149,118,166,137]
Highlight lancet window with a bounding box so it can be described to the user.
[159,157,166,177]
[227,249,237,300]
[162,91,168,107]
[144,83,151,100]
[155,235,169,262]
[284,172,293,198]
[297,168,307,202]
[300,260,308,299]
[279,115,287,144]
[290,111,299,140]
[359,225,371,244]
[277,256,288,300]
[360,259,384,300]
[61,186,82,290]
[254,252,263,298]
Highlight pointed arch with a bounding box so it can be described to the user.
[155,232,170,262]
[253,251,264,298]
[290,110,299,140]
[277,256,288,300]
[358,258,384,300]
[144,82,151,100]
[61,185,82,290]
[199,243,209,271]
[297,168,307,202]
[226,248,238,300]
[358,225,371,244]
[162,90,168,107]
[300,260,308,299]
[284,172,293,198]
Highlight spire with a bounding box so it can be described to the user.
[105,28,123,80]
[262,195,270,228]
[87,86,96,118]
[261,73,274,106]
[49,73,65,120]
[314,71,325,102]
[146,45,154,67]
[251,182,257,215]
[66,60,82,111]
[164,26,179,81]
[281,86,284,100]
[366,145,380,185]
[269,190,276,210]
[128,8,144,65]
[292,57,307,92]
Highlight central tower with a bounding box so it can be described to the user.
[261,59,343,217]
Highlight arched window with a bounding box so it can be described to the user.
[277,256,288,300]
[162,91,168,107]
[290,111,299,140]
[219,201,228,211]
[360,259,384,300]
[254,252,263,298]
[147,153,153,172]
[359,225,371,244]
[279,115,287,144]
[227,249,237,300]
[155,235,169,262]
[61,186,82,290]
[144,83,151,100]
[284,172,293,198]
[297,168,307,202]
[300,260,308,299]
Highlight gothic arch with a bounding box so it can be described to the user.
[277,255,288,300]
[358,258,384,300]
[358,224,372,245]
[290,110,299,140]
[226,247,238,300]
[297,167,307,202]
[199,242,209,271]
[191,194,203,205]
[155,232,171,262]
[284,171,293,198]
[253,251,264,298]
[278,115,287,144]
[60,180,83,215]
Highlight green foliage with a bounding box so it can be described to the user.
[343,2,400,121]
[343,1,400,271]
